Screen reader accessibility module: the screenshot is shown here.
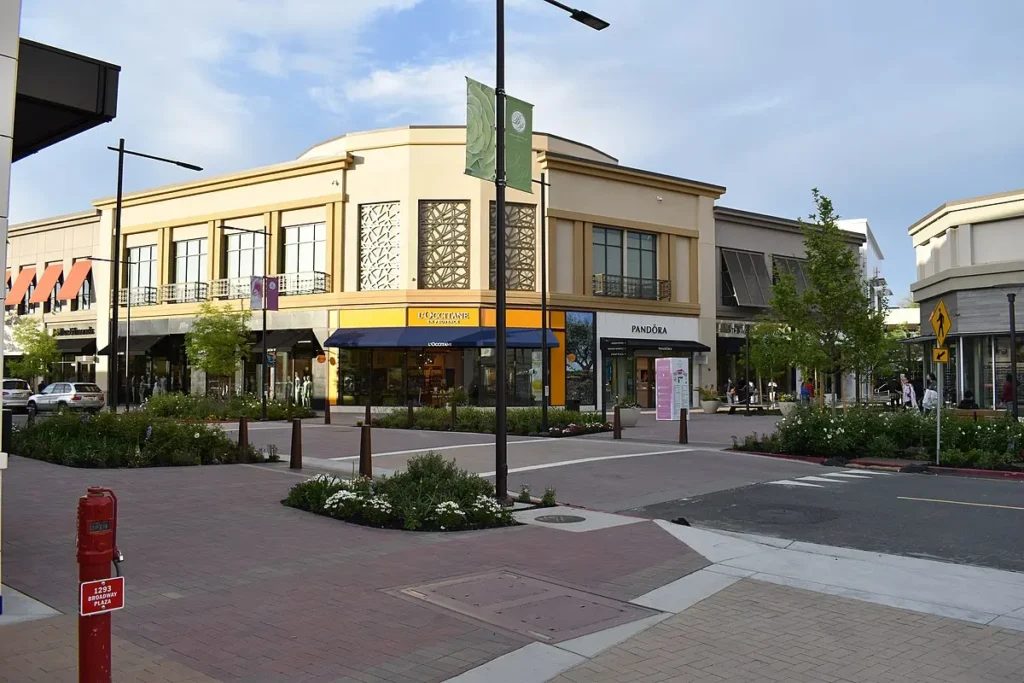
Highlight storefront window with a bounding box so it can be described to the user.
[994,336,1024,409]
[565,311,596,405]
[964,336,992,409]
[372,349,406,405]
[338,350,371,405]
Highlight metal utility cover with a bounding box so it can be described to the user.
[395,570,657,642]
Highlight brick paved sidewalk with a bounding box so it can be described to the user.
[0,457,706,682]
[553,579,1024,683]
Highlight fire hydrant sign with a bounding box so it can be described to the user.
[80,577,125,616]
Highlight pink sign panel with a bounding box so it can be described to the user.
[655,358,674,420]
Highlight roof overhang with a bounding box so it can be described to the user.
[12,39,120,162]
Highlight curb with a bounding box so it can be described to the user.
[732,449,1024,479]
[726,449,826,465]
[926,466,1024,481]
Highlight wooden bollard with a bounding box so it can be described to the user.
[613,406,622,440]
[364,403,371,426]
[289,418,302,469]
[678,408,688,444]
[359,424,373,478]
[238,416,249,450]
[324,402,331,424]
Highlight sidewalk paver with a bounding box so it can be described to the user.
[552,579,1024,683]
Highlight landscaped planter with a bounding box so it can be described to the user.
[701,400,722,414]
[616,407,641,427]
[778,401,798,416]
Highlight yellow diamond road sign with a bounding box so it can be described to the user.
[930,299,950,348]
[933,347,949,363]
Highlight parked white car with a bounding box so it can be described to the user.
[27,382,105,416]
[2,379,34,411]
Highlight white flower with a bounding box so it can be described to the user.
[325,490,359,509]
[365,496,392,512]
[435,501,465,516]
[194,432,200,439]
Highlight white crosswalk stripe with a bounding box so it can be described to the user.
[843,469,894,475]
[816,473,872,479]
[798,476,848,483]
[766,479,823,488]
[765,468,899,489]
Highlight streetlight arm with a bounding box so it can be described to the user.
[106,146,203,171]
[540,0,609,30]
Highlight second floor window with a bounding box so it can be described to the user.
[593,226,658,280]
[284,223,326,274]
[128,245,157,289]
[45,262,64,314]
[593,226,623,277]
[226,233,264,278]
[73,269,94,311]
[19,272,38,315]
[174,239,208,283]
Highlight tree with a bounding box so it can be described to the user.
[749,322,793,397]
[896,293,919,309]
[768,189,888,413]
[185,302,251,387]
[8,316,60,383]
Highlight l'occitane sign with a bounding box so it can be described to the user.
[408,307,480,327]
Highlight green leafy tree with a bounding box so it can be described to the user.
[8,316,60,382]
[749,322,793,396]
[768,189,887,413]
[185,302,251,386]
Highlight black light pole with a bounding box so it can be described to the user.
[493,0,607,501]
[1010,292,1018,419]
[745,323,751,416]
[106,140,201,411]
[223,224,271,421]
[533,173,550,431]
[91,256,135,411]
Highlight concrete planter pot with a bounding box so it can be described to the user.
[779,401,798,417]
[701,400,722,414]
[617,407,641,427]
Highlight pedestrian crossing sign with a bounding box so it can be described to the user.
[930,299,950,348]
[933,347,949,363]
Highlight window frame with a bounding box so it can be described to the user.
[283,222,327,275]
[225,232,265,279]
[173,238,208,284]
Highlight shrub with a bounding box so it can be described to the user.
[540,487,557,507]
[282,453,518,532]
[143,392,315,421]
[517,485,532,503]
[12,411,267,468]
[373,406,611,437]
[735,405,1024,470]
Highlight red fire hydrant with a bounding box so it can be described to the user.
[77,487,123,683]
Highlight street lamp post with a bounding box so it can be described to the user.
[493,0,607,501]
[1010,292,1018,418]
[222,224,271,421]
[90,256,136,411]
[106,140,201,411]
[533,173,550,432]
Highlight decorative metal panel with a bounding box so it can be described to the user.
[359,202,401,291]
[489,202,536,291]
[418,200,470,289]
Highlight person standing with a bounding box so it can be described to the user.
[901,375,918,411]
[1000,373,1015,409]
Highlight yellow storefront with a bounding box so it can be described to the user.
[325,306,568,408]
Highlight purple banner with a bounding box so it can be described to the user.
[655,358,673,420]
[251,276,279,311]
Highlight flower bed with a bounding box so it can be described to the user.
[735,405,1024,471]
[142,392,315,421]
[12,411,275,468]
[370,406,610,437]
[282,454,518,531]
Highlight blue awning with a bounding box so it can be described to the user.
[325,326,559,349]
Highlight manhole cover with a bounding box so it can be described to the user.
[751,504,840,525]
[535,514,587,524]
[392,570,656,642]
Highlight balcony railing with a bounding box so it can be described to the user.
[592,273,671,301]
[209,277,253,300]
[118,287,158,306]
[160,282,208,304]
[278,271,330,296]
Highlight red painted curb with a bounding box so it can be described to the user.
[928,466,1024,481]
[729,449,826,464]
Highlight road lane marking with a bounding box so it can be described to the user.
[817,473,872,479]
[898,496,1024,511]
[798,476,848,483]
[478,449,694,477]
[844,469,893,475]
[328,438,551,461]
[766,480,823,488]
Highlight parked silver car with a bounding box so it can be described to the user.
[2,379,33,411]
[27,382,105,415]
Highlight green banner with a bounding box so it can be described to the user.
[505,95,534,193]
[465,77,496,182]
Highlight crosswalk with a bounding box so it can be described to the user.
[766,469,894,488]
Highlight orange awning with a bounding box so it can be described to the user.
[57,260,93,301]
[30,263,64,304]
[5,268,36,306]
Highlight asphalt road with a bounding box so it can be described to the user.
[633,469,1024,573]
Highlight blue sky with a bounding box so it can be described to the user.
[11,0,1024,300]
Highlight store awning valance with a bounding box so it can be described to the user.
[57,260,93,301]
[5,268,36,306]
[258,329,323,351]
[56,337,96,354]
[96,335,166,356]
[325,327,560,349]
[601,337,711,353]
[30,263,64,303]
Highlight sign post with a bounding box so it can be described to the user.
[930,299,950,466]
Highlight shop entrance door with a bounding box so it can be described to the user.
[635,356,653,408]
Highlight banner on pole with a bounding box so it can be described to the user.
[251,276,279,312]
[465,78,496,182]
[505,95,534,193]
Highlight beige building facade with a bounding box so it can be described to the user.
[8,126,728,411]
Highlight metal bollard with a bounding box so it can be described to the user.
[289,418,302,469]
[613,406,622,440]
[364,403,371,427]
[407,400,415,429]
[678,408,688,444]
[451,400,457,431]
[238,416,249,450]
[359,424,373,478]
[324,402,331,425]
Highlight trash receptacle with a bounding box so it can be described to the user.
[2,408,12,449]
